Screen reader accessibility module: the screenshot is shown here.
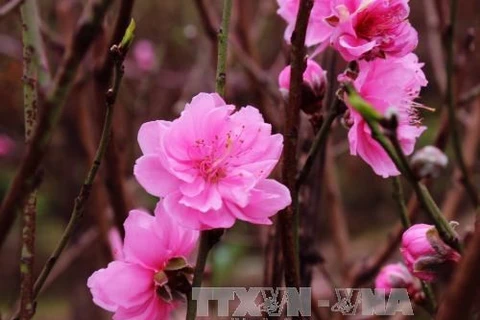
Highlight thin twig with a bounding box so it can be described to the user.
[279,0,314,293]
[186,2,233,319]
[93,0,136,237]
[0,0,25,18]
[296,98,342,189]
[193,0,282,119]
[444,0,479,209]
[10,29,133,320]
[0,0,115,250]
[392,177,437,314]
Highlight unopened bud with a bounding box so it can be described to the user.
[278,59,327,114]
[400,224,461,282]
[410,146,448,178]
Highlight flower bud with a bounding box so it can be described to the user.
[278,59,327,114]
[133,39,157,72]
[401,224,461,282]
[375,263,422,300]
[410,146,448,179]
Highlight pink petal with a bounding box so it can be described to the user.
[163,191,236,230]
[154,201,199,258]
[134,155,180,197]
[123,210,170,270]
[114,296,173,320]
[87,261,154,311]
[227,179,291,224]
[137,120,171,155]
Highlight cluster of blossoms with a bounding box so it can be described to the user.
[277,0,428,178]
[88,93,291,318]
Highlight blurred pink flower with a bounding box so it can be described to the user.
[341,53,427,178]
[277,0,417,61]
[88,203,199,319]
[133,40,157,72]
[400,224,461,282]
[375,263,421,298]
[0,134,14,157]
[134,93,291,230]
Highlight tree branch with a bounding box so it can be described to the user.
[0,0,115,250]
[279,0,314,292]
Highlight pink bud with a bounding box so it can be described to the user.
[375,263,421,298]
[133,40,157,72]
[278,59,327,114]
[400,224,461,281]
[0,135,14,157]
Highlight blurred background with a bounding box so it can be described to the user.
[0,0,479,319]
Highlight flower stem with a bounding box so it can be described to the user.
[392,177,437,313]
[215,0,233,97]
[346,89,462,253]
[186,1,232,319]
[392,177,411,228]
[186,229,223,320]
[445,0,479,209]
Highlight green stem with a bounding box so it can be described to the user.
[389,135,462,253]
[186,2,232,320]
[215,0,233,96]
[392,177,411,228]
[445,0,479,209]
[392,177,437,313]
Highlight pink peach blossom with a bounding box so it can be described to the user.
[375,263,421,298]
[341,53,427,178]
[134,93,291,230]
[400,224,461,282]
[88,203,199,319]
[277,0,417,61]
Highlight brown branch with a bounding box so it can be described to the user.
[279,0,314,291]
[436,222,480,319]
[0,0,114,250]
